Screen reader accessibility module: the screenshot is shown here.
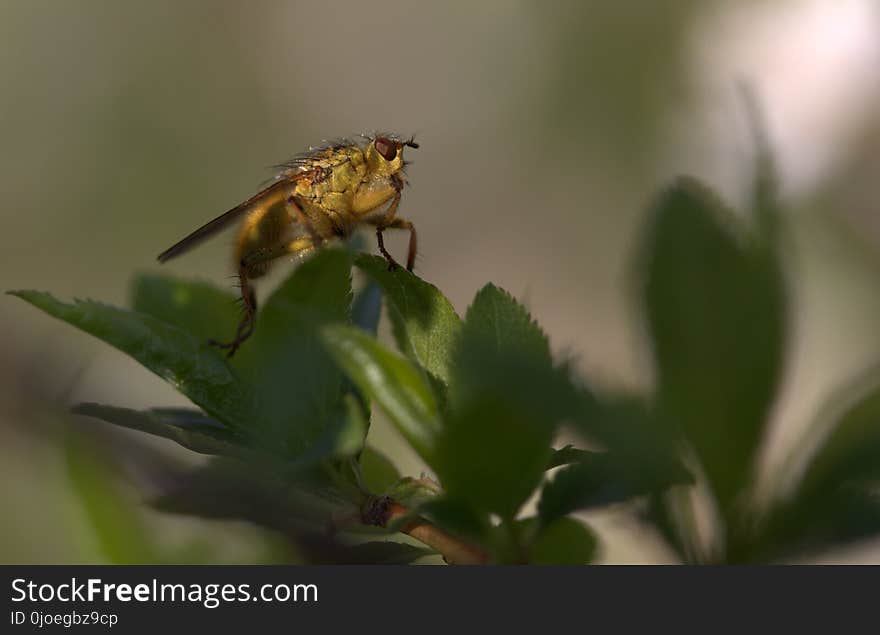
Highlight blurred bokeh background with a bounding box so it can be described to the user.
[2,0,879,563]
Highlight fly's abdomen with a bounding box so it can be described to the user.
[235,202,292,278]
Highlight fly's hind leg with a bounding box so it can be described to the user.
[208,235,317,358]
[208,263,257,358]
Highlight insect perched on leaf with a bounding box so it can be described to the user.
[157,133,419,357]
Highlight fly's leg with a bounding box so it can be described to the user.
[208,235,317,358]
[370,190,417,272]
[374,226,400,271]
[376,190,401,270]
[369,190,417,272]
[208,264,257,358]
[388,217,417,272]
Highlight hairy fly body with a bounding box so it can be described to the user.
[157,133,419,356]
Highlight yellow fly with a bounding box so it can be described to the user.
[157,133,419,356]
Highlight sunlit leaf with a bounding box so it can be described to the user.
[454,283,550,364]
[130,274,240,344]
[354,254,461,385]
[321,324,442,464]
[8,290,255,432]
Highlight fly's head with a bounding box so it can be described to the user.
[364,134,419,178]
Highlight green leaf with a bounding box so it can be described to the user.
[321,324,442,465]
[8,290,255,432]
[231,248,361,462]
[566,396,697,558]
[569,393,672,457]
[152,458,360,532]
[437,284,565,518]
[65,431,158,563]
[538,451,693,526]
[448,283,559,415]
[455,283,551,364]
[437,395,555,519]
[520,517,598,565]
[13,249,365,469]
[641,177,786,510]
[148,458,428,563]
[72,403,246,458]
[416,498,490,547]
[354,253,462,385]
[568,396,691,490]
[282,393,369,469]
[359,445,402,495]
[130,274,241,343]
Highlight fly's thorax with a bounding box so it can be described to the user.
[293,148,365,202]
[328,155,366,194]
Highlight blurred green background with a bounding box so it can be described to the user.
[2,0,879,563]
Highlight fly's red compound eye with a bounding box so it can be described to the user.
[374,137,398,161]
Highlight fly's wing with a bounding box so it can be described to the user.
[156,179,293,263]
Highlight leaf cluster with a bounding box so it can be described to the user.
[13,110,880,563]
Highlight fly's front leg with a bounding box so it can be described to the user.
[375,225,399,271]
[209,236,317,358]
[372,190,407,271]
[370,192,417,272]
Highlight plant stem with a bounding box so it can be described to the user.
[362,497,488,565]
